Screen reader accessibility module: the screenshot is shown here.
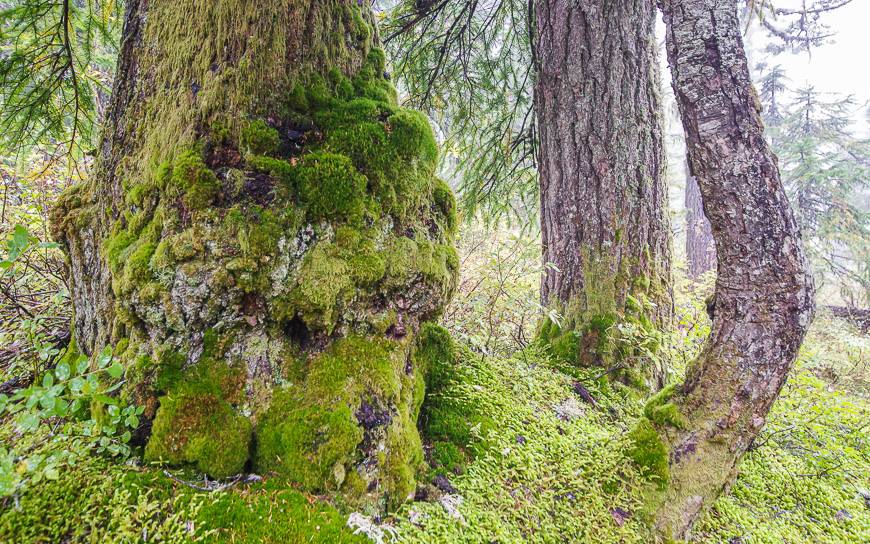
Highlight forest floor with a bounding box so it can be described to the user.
[1,311,867,543]
[1,227,868,543]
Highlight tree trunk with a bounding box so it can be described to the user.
[534,0,672,389]
[684,166,715,279]
[50,0,457,509]
[633,1,815,539]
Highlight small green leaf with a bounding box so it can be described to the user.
[106,362,124,379]
[94,394,116,406]
[17,412,40,432]
[54,361,70,381]
[76,356,90,375]
[97,346,113,369]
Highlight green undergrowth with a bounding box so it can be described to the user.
[395,346,656,543]
[0,454,367,543]
[390,319,869,543]
[1,318,866,543]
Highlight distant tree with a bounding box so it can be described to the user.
[648,0,815,539]
[533,0,672,388]
[759,78,869,304]
[684,167,715,280]
[385,1,673,388]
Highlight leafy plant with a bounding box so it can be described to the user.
[0,345,142,498]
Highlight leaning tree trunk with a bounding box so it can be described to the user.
[629,0,815,539]
[534,0,672,389]
[684,166,715,280]
[51,0,457,510]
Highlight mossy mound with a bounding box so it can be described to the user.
[0,455,367,544]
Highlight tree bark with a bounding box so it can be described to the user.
[534,0,672,388]
[684,166,715,279]
[635,0,815,539]
[51,0,457,509]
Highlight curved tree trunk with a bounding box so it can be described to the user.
[634,1,815,539]
[534,0,672,389]
[51,0,457,509]
[684,166,715,280]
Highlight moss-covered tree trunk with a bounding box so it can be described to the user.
[632,0,815,539]
[51,0,457,511]
[534,0,672,389]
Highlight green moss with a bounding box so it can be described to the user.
[295,152,368,222]
[105,228,137,273]
[167,150,220,210]
[431,440,466,474]
[549,330,581,363]
[433,178,458,234]
[195,479,368,543]
[287,83,309,111]
[291,243,353,332]
[247,154,295,186]
[416,322,458,393]
[145,389,251,479]
[305,335,404,403]
[387,110,438,166]
[382,411,424,505]
[256,396,363,491]
[626,417,670,489]
[241,119,281,156]
[123,242,156,284]
[643,384,688,429]
[238,207,282,259]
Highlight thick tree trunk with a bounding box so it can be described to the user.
[684,167,715,279]
[632,1,815,539]
[51,0,457,509]
[534,0,672,389]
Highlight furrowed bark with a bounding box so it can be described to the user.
[534,0,672,389]
[637,0,815,539]
[51,0,457,509]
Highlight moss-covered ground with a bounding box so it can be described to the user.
[2,309,866,543]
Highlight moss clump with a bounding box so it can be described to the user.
[430,440,466,475]
[240,119,281,156]
[433,178,458,233]
[387,110,438,165]
[289,243,354,331]
[295,152,368,221]
[253,334,427,505]
[416,322,458,393]
[643,384,687,429]
[121,242,156,290]
[167,150,221,210]
[145,389,251,478]
[255,397,363,491]
[195,479,369,543]
[626,417,670,488]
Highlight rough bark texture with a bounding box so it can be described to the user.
[50,0,458,511]
[635,1,815,539]
[684,167,715,279]
[534,0,672,388]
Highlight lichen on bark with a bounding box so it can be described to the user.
[51,0,457,510]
